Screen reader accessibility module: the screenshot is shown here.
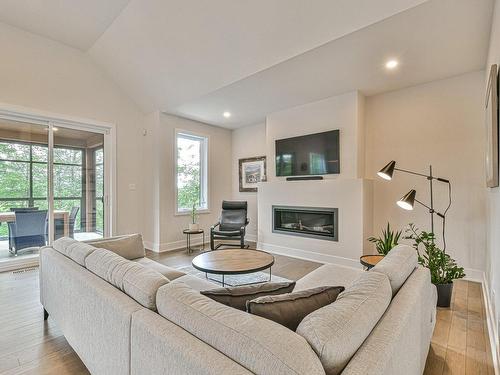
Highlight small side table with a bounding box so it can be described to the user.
[183,229,205,254]
[359,254,385,270]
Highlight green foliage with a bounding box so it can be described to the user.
[367,222,402,255]
[405,223,465,284]
[176,141,201,211]
[0,142,105,237]
[177,161,200,210]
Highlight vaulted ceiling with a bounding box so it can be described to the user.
[0,0,494,128]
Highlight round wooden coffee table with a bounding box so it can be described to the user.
[192,249,275,286]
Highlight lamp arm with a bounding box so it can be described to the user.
[394,167,449,183]
[414,198,445,218]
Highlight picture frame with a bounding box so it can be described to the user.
[239,156,267,192]
[486,64,499,188]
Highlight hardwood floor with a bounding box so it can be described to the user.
[0,248,495,375]
[424,280,495,375]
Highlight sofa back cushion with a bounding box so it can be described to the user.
[52,237,96,266]
[85,248,136,290]
[246,286,344,330]
[85,248,169,310]
[157,282,325,375]
[200,281,296,310]
[296,271,391,375]
[85,233,145,260]
[371,244,418,296]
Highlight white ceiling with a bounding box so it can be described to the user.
[88,0,429,113]
[0,0,494,128]
[170,0,494,128]
[0,0,130,50]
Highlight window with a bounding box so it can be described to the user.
[175,131,208,213]
[0,140,85,239]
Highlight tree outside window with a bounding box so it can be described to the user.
[176,132,208,212]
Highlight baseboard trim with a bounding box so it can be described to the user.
[257,241,362,269]
[463,268,485,283]
[146,234,257,253]
[481,272,500,375]
[145,238,207,253]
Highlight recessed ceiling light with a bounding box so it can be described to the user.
[223,111,231,118]
[52,127,59,131]
[385,59,399,70]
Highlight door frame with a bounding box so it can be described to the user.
[0,102,116,262]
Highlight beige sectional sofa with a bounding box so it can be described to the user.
[39,235,437,375]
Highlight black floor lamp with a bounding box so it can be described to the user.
[377,160,452,249]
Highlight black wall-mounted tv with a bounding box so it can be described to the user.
[275,130,340,177]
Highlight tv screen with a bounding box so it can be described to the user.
[275,130,340,176]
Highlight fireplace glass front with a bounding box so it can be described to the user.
[272,206,338,241]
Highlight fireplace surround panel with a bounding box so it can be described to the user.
[272,205,338,241]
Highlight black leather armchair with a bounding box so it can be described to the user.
[210,201,249,250]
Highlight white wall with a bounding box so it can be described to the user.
[485,0,500,357]
[231,123,266,240]
[266,91,366,180]
[365,71,487,274]
[257,179,372,267]
[0,21,145,235]
[143,113,233,251]
[254,91,372,263]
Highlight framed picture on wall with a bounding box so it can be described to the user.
[239,156,267,192]
[486,64,499,188]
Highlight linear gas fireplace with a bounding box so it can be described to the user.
[272,205,338,241]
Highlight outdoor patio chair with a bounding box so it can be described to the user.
[9,210,48,256]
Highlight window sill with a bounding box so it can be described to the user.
[175,209,211,216]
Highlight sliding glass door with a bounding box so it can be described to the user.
[0,119,49,262]
[0,115,111,266]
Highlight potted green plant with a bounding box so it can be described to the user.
[367,223,402,255]
[189,203,199,231]
[405,224,465,307]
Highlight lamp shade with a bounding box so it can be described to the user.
[377,160,396,180]
[397,189,416,210]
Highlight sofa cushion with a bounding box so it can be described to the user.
[85,248,169,310]
[85,233,145,260]
[200,281,296,311]
[294,263,363,292]
[172,274,221,291]
[122,265,169,310]
[247,286,344,330]
[296,271,391,375]
[85,248,137,290]
[371,244,418,296]
[133,257,185,281]
[157,282,325,375]
[53,237,97,266]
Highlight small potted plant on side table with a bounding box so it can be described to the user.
[405,223,465,307]
[367,222,402,255]
[189,203,199,231]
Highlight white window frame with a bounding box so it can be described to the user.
[174,129,209,215]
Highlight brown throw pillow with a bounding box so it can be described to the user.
[246,286,345,330]
[200,281,296,311]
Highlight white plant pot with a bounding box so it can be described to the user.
[189,223,199,231]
